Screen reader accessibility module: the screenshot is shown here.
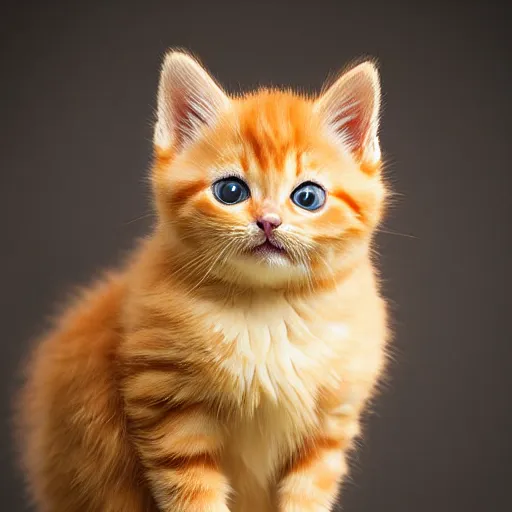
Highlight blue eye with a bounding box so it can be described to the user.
[212,178,250,205]
[291,182,326,211]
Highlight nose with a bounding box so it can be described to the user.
[256,213,282,237]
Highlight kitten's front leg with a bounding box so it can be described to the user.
[277,409,360,512]
[121,367,231,512]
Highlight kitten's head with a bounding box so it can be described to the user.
[152,51,386,290]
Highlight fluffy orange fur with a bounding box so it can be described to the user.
[17,51,390,512]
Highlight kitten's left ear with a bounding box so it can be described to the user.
[315,61,381,165]
[154,51,230,151]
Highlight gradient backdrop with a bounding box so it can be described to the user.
[1,0,511,510]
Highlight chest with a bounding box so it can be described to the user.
[204,294,350,413]
[220,397,310,510]
[194,290,385,497]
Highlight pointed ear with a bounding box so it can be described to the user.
[154,51,230,151]
[315,61,382,165]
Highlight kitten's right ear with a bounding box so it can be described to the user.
[154,51,230,151]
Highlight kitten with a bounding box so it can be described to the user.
[16,51,390,512]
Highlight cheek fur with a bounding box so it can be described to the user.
[192,195,253,225]
[192,195,225,219]
[293,204,359,243]
[176,194,254,246]
[316,205,353,232]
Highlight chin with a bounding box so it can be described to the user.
[224,253,310,289]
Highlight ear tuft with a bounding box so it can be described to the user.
[315,61,382,165]
[154,51,230,151]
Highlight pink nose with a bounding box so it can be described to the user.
[256,213,282,237]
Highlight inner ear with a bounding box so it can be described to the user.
[172,88,210,148]
[315,61,381,164]
[154,51,230,151]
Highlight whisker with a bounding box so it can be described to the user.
[317,254,338,290]
[375,227,417,239]
[124,212,155,225]
[188,239,238,294]
[173,249,220,284]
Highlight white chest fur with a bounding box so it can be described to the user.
[192,285,385,508]
[197,293,346,490]
[208,293,349,413]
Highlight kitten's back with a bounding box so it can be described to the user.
[16,275,156,511]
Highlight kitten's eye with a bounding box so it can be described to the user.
[212,178,250,205]
[291,182,326,211]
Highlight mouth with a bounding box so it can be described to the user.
[250,239,287,258]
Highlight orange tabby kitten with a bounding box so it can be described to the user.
[17,51,389,512]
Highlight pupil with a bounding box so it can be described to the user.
[300,190,314,207]
[223,182,241,202]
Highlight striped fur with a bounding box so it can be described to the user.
[16,51,390,511]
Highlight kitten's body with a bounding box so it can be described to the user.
[18,53,390,511]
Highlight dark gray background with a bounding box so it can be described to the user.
[2,0,511,510]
